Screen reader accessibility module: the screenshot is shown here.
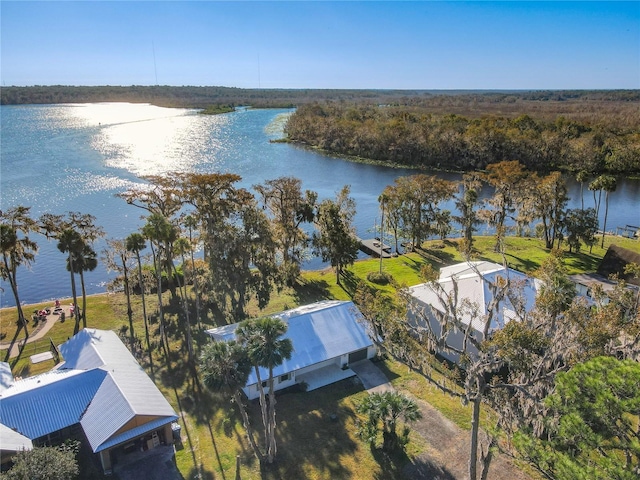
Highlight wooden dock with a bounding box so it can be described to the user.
[359,238,392,258]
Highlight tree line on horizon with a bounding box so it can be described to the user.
[0,85,428,108]
[2,85,638,121]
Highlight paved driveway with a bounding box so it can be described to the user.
[349,359,394,393]
[113,445,183,480]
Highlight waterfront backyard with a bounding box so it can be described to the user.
[2,235,639,479]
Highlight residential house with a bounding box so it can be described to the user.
[0,329,178,474]
[206,300,376,399]
[571,245,640,304]
[408,261,539,362]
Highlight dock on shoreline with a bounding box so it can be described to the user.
[358,237,392,258]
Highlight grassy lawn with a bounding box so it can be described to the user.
[1,235,637,479]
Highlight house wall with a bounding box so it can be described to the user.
[573,282,616,306]
[574,283,591,298]
[244,357,345,400]
[103,424,174,474]
[297,357,341,375]
[100,449,112,473]
[408,302,481,363]
[367,346,377,360]
[113,415,164,437]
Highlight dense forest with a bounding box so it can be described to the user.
[285,101,640,175]
[2,84,638,113]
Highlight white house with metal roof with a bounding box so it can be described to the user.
[0,329,178,474]
[206,300,376,400]
[408,261,539,362]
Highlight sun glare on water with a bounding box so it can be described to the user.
[67,102,190,127]
[68,103,228,177]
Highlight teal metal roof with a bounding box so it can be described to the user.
[0,369,106,440]
[0,328,177,454]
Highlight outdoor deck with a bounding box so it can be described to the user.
[358,238,392,258]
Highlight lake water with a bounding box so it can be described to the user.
[1,103,639,307]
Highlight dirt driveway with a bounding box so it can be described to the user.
[403,399,532,480]
[352,360,532,480]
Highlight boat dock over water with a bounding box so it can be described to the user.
[359,238,392,258]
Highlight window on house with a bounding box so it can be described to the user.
[280,373,290,382]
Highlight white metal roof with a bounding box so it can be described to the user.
[59,329,178,452]
[207,300,374,386]
[0,362,15,393]
[570,273,621,292]
[409,261,539,333]
[0,423,33,453]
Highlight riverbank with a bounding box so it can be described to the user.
[3,234,638,345]
[4,104,639,307]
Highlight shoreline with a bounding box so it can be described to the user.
[3,233,639,312]
[0,291,115,314]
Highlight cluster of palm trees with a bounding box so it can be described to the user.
[1,208,103,359]
[356,390,422,453]
[1,206,38,356]
[200,316,292,464]
[42,212,103,336]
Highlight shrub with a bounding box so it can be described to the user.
[366,271,392,285]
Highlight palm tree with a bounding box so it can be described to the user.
[378,193,386,274]
[356,391,422,452]
[199,341,264,460]
[57,228,83,334]
[126,232,152,368]
[576,170,589,211]
[237,316,293,463]
[236,320,268,448]
[103,239,136,353]
[41,211,103,334]
[173,237,195,367]
[142,213,176,359]
[0,207,38,353]
[182,214,202,328]
[599,175,617,248]
[588,176,604,219]
[72,243,98,329]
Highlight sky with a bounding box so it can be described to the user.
[1,1,639,90]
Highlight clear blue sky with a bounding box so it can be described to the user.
[2,1,638,89]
